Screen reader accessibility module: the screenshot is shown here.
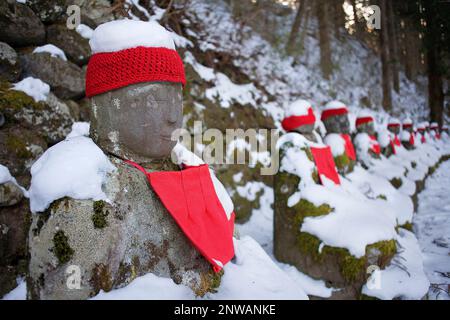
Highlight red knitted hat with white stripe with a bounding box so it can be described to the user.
[86,19,186,98]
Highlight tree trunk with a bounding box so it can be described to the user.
[380,0,392,110]
[317,0,333,79]
[286,0,305,55]
[387,0,400,93]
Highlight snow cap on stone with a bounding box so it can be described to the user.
[323,100,347,111]
[285,99,312,117]
[89,19,176,54]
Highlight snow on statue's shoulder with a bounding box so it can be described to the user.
[285,99,311,117]
[324,133,345,156]
[324,100,346,111]
[28,134,116,213]
[90,19,176,53]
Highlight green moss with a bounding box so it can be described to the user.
[411,161,417,169]
[334,154,350,170]
[293,199,396,283]
[398,222,413,232]
[0,82,45,112]
[390,177,403,189]
[52,230,74,264]
[195,269,224,296]
[90,263,113,295]
[377,194,387,201]
[92,200,109,229]
[5,135,32,159]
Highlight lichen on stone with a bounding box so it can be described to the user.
[90,263,113,295]
[92,200,109,229]
[52,230,74,264]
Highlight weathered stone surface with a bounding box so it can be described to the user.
[322,114,351,134]
[28,156,220,300]
[0,182,23,207]
[27,0,66,23]
[72,0,115,27]
[21,52,85,99]
[47,24,91,66]
[0,42,21,82]
[0,200,31,298]
[0,1,45,47]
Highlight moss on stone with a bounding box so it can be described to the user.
[0,82,45,113]
[92,200,109,229]
[195,269,224,297]
[5,135,32,159]
[390,177,403,189]
[398,222,413,232]
[377,194,387,201]
[90,263,113,295]
[52,230,74,264]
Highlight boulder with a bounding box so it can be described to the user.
[46,24,91,66]
[0,1,45,47]
[0,182,23,207]
[27,0,66,23]
[0,200,31,298]
[0,42,21,82]
[28,156,221,300]
[72,0,115,28]
[0,82,75,146]
[20,52,85,99]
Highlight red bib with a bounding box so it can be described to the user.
[126,161,235,273]
[389,138,397,155]
[409,133,415,146]
[310,146,341,185]
[341,134,356,161]
[369,135,381,155]
[421,134,426,144]
[394,135,401,147]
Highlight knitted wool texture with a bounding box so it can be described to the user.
[86,46,186,97]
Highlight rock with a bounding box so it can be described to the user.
[0,82,75,146]
[0,200,31,298]
[27,0,66,23]
[72,0,115,28]
[0,126,47,188]
[20,52,85,99]
[0,1,45,47]
[0,182,23,207]
[47,24,91,66]
[28,156,221,300]
[0,42,21,82]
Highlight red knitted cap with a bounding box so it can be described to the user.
[86,46,186,97]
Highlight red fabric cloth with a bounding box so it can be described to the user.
[409,133,415,146]
[389,138,397,155]
[421,134,426,144]
[356,117,374,127]
[125,161,235,273]
[341,134,356,161]
[320,107,348,121]
[281,108,316,131]
[388,123,400,129]
[369,135,381,154]
[394,135,401,147]
[310,146,340,185]
[86,46,186,97]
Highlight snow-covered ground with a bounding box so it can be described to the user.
[414,160,450,300]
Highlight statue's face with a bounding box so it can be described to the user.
[356,122,375,135]
[292,123,314,135]
[323,114,350,134]
[388,126,400,135]
[90,82,183,161]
